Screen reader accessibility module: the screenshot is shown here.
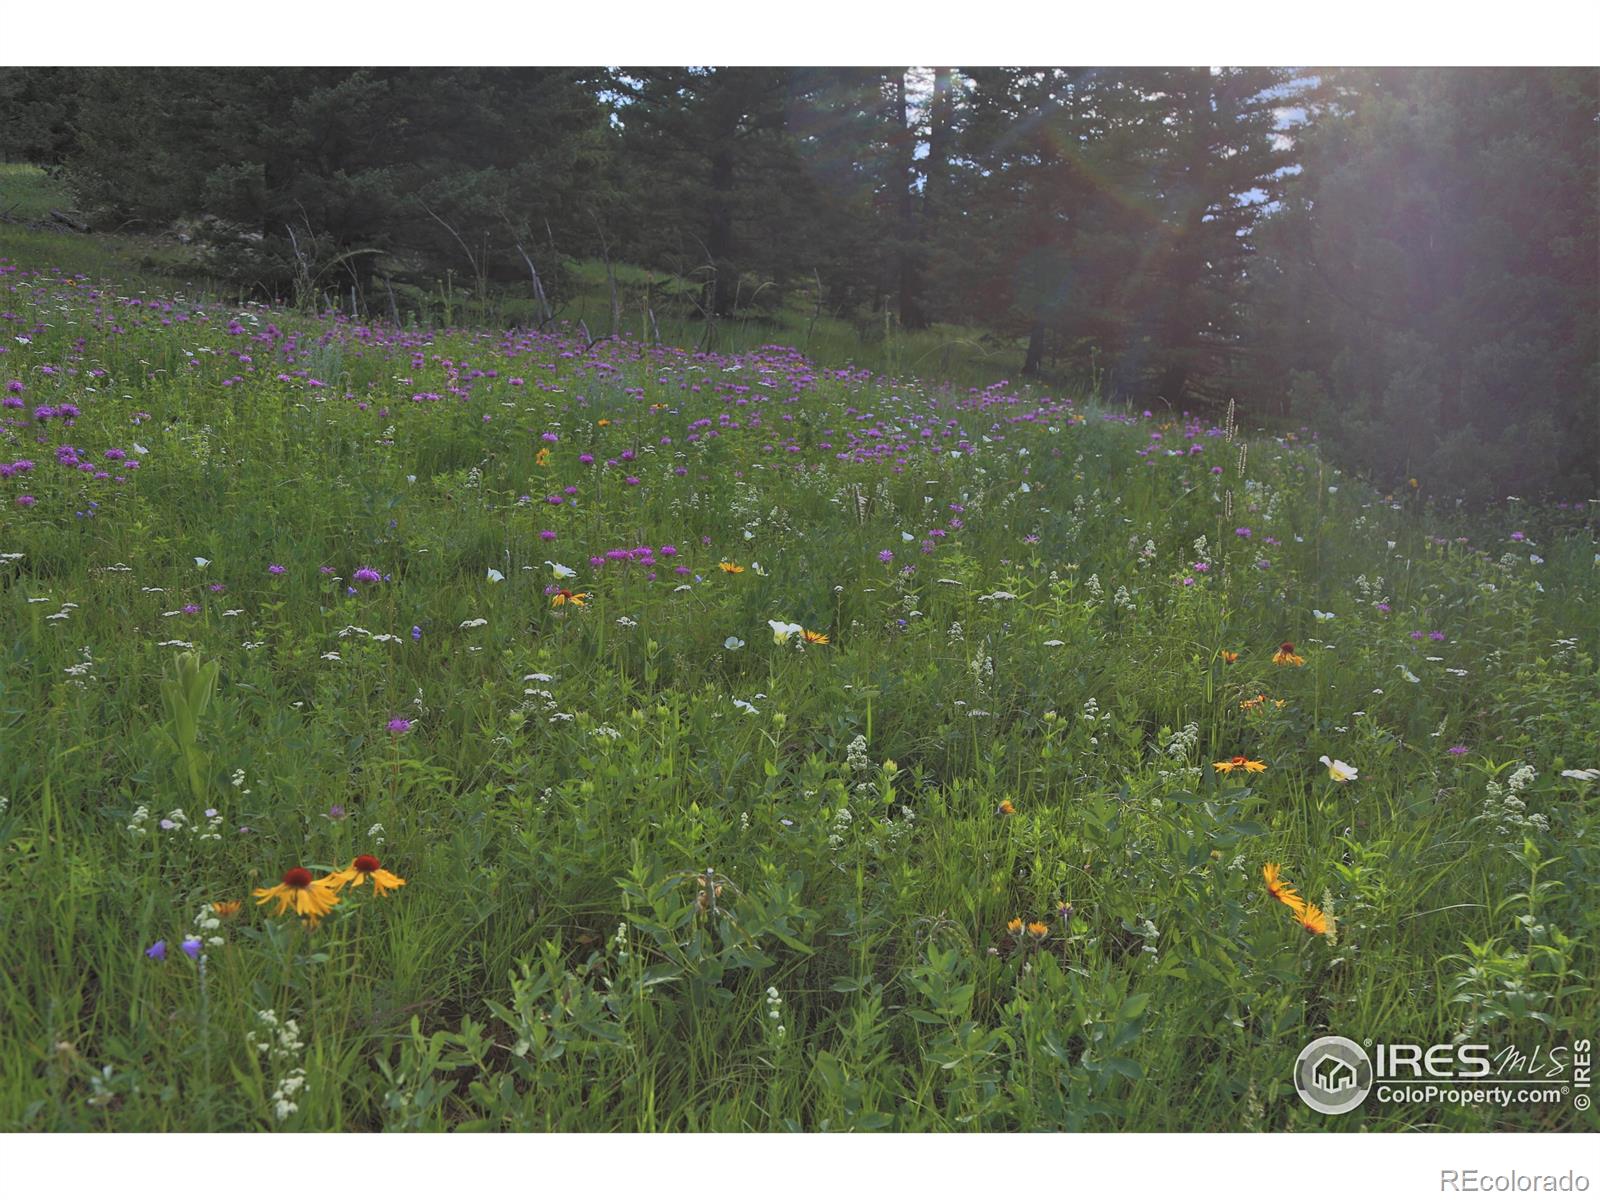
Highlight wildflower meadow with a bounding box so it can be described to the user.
[1,256,1595,1133]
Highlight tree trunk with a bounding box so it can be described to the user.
[707,142,737,319]
[924,68,952,242]
[1155,360,1189,406]
[1023,319,1046,377]
[894,71,926,330]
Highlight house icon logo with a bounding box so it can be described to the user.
[1294,1036,1374,1114]
[1313,1054,1357,1093]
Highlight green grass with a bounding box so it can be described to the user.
[0,249,1595,1132]
[0,162,73,220]
[0,165,212,285]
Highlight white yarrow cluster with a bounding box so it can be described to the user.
[1480,764,1548,838]
[252,1009,308,1122]
[828,807,853,851]
[1163,721,1200,762]
[193,904,224,950]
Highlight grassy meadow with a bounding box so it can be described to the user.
[0,248,1596,1132]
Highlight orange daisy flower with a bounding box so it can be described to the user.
[1262,863,1304,912]
[1295,902,1331,937]
[1006,917,1024,934]
[253,866,341,927]
[802,629,830,645]
[326,854,407,898]
[996,799,1016,816]
[1272,642,1306,666]
[719,561,745,574]
[1214,755,1268,774]
[211,900,242,919]
[1026,921,1050,939]
[1220,650,1240,664]
[551,588,588,607]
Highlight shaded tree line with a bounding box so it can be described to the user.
[1,65,1594,499]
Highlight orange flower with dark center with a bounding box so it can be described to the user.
[1295,902,1331,936]
[996,799,1016,816]
[802,629,830,645]
[719,561,745,574]
[551,589,588,607]
[1272,642,1306,666]
[327,854,407,897]
[1220,650,1240,664]
[1262,863,1304,913]
[253,866,341,926]
[1214,755,1268,774]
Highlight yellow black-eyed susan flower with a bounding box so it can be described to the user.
[326,854,406,898]
[1262,863,1304,913]
[1295,902,1331,937]
[1214,755,1268,774]
[253,867,341,927]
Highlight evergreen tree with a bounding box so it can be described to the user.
[1116,67,1287,406]
[1247,67,1598,500]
